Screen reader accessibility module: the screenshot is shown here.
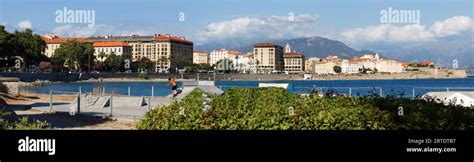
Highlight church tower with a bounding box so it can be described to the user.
[285,43,291,53]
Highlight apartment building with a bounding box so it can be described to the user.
[41,34,89,57]
[209,49,241,66]
[283,52,305,74]
[192,50,209,64]
[93,41,132,62]
[87,34,193,72]
[314,61,337,74]
[305,57,321,74]
[341,60,362,74]
[376,59,404,73]
[253,43,284,74]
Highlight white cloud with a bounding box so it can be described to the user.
[51,24,158,38]
[52,24,102,37]
[340,16,473,45]
[430,16,473,37]
[17,20,32,29]
[195,14,320,43]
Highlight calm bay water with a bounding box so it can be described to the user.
[23,77,474,97]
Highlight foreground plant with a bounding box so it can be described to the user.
[137,88,474,130]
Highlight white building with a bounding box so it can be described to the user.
[235,52,253,73]
[41,34,89,57]
[193,50,209,64]
[360,53,380,60]
[314,61,337,74]
[376,59,404,73]
[341,60,362,74]
[358,59,377,70]
[93,41,132,62]
[209,49,241,66]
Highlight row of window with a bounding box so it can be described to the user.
[95,47,131,53]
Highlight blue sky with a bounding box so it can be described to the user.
[0,0,472,46]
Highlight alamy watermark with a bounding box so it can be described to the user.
[55,7,95,27]
[380,7,420,24]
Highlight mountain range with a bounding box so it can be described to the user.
[196,37,373,60]
[196,35,473,68]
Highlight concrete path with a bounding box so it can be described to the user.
[30,95,173,121]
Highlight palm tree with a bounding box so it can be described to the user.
[97,51,107,62]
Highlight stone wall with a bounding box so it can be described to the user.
[0,69,468,83]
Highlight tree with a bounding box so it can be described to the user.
[0,25,13,57]
[51,40,94,72]
[333,65,342,74]
[97,51,107,62]
[0,26,48,70]
[185,63,213,73]
[103,52,124,72]
[132,57,155,72]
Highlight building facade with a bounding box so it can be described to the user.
[192,50,209,64]
[86,34,193,72]
[376,59,404,73]
[93,41,132,62]
[305,57,321,74]
[253,43,284,74]
[341,60,362,74]
[283,52,305,74]
[209,49,240,66]
[42,34,89,57]
[314,61,337,74]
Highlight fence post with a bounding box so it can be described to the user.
[446,88,449,92]
[79,86,82,95]
[102,87,105,95]
[77,93,80,114]
[412,88,415,98]
[379,88,383,97]
[349,88,352,97]
[147,97,151,111]
[109,96,113,117]
[49,91,53,112]
[151,86,154,97]
[128,86,131,96]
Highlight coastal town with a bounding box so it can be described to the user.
[2,32,464,78]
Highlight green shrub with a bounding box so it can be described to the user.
[137,87,473,130]
[138,73,149,79]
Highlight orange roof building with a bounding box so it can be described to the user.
[93,41,131,47]
[41,35,90,57]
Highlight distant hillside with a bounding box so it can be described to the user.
[358,35,474,67]
[196,36,374,59]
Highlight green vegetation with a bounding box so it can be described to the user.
[132,57,155,72]
[138,87,473,130]
[185,63,213,73]
[51,40,95,72]
[0,25,48,71]
[0,97,50,130]
[333,65,342,74]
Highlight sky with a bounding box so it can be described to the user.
[0,0,472,46]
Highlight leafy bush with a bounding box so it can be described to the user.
[137,87,474,130]
[138,73,149,79]
[0,97,50,130]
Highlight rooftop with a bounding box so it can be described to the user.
[254,42,281,48]
[283,52,303,58]
[42,35,89,44]
[93,41,131,47]
[193,50,208,54]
